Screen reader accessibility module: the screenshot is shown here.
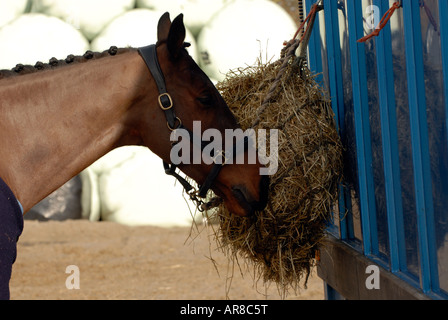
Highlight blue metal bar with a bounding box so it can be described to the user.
[323,0,344,131]
[322,0,350,240]
[306,0,323,83]
[373,0,406,273]
[402,0,439,294]
[346,0,378,256]
[440,0,448,147]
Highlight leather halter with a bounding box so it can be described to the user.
[138,44,248,209]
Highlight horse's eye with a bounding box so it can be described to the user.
[197,95,214,106]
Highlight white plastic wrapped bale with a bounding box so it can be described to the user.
[197,0,297,81]
[136,0,230,36]
[0,13,89,70]
[89,146,198,227]
[79,167,101,222]
[31,0,135,40]
[0,0,29,28]
[91,9,198,62]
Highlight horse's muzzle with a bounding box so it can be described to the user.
[232,175,269,216]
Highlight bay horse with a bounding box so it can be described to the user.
[0,12,269,299]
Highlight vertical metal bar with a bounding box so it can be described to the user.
[436,1,448,294]
[323,0,349,240]
[440,0,448,146]
[373,0,406,273]
[346,0,378,256]
[306,0,324,82]
[402,0,439,293]
[306,1,343,238]
[305,0,347,235]
[323,0,344,129]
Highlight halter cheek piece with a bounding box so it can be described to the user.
[138,44,248,210]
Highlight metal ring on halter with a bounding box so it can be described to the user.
[166,117,182,131]
[212,150,229,166]
[158,93,173,110]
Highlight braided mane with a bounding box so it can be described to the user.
[0,46,137,80]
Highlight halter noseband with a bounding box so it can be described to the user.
[138,44,248,210]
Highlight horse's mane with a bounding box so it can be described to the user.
[0,46,137,80]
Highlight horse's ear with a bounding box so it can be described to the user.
[157,12,171,42]
[167,14,186,59]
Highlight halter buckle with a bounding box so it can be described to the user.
[158,93,173,110]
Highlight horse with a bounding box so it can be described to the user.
[0,12,269,299]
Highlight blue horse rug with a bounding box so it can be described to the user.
[0,177,23,300]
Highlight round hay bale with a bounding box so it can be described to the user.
[211,45,343,295]
[31,0,135,40]
[0,13,89,70]
[88,147,198,227]
[136,0,230,36]
[90,9,198,62]
[0,0,29,28]
[196,0,297,81]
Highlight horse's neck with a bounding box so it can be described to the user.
[0,51,150,212]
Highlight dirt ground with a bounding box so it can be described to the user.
[9,220,324,300]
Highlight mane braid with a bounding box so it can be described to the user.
[0,46,136,80]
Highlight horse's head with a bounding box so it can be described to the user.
[136,13,269,217]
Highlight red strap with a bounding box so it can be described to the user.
[285,2,322,45]
[357,1,401,43]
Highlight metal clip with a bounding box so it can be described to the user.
[187,188,205,212]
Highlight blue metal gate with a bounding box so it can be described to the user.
[306,0,448,299]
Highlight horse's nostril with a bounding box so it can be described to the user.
[232,185,249,203]
[232,176,269,214]
[232,186,254,216]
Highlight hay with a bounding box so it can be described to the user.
[209,47,343,296]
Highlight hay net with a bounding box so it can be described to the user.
[207,39,343,297]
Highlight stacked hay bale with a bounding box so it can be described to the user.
[197,0,298,81]
[90,9,198,62]
[0,0,29,29]
[85,147,199,227]
[212,42,343,294]
[31,0,135,40]
[136,0,230,36]
[0,13,89,69]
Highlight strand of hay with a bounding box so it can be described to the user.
[210,49,343,297]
